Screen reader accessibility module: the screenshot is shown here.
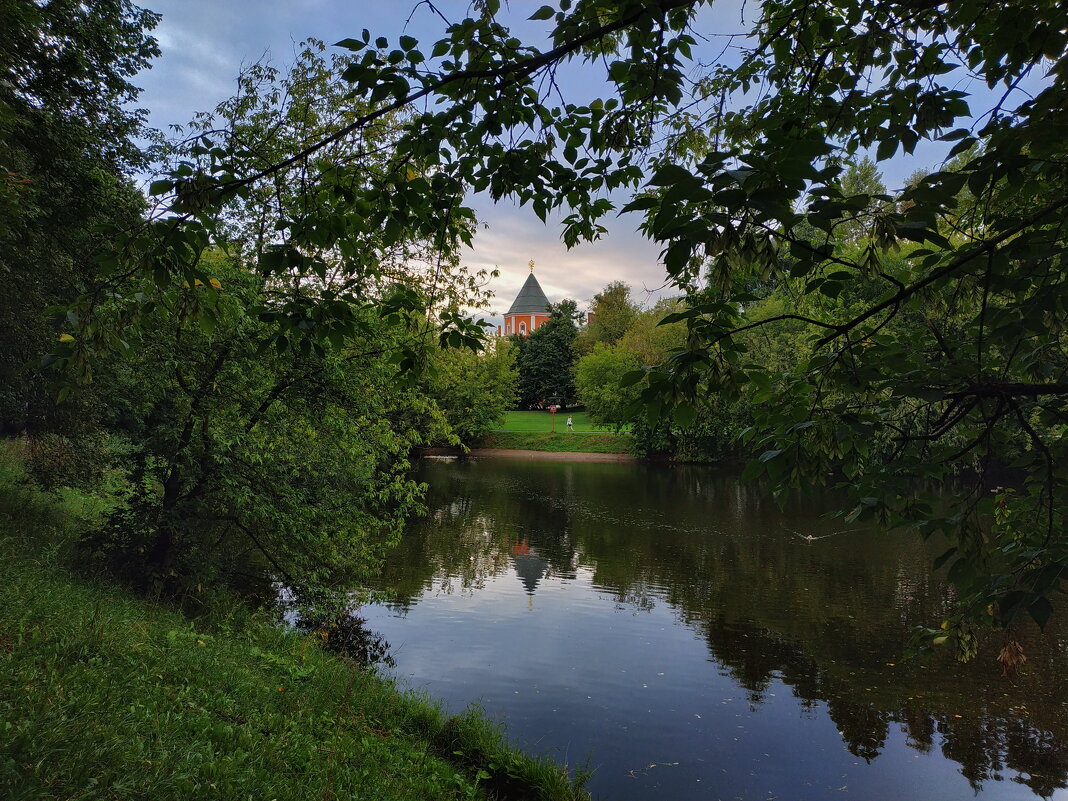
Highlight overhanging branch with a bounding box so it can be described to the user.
[814,194,1068,349]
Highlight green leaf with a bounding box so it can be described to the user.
[932,546,957,571]
[622,195,660,212]
[529,5,554,20]
[650,164,693,187]
[674,402,696,428]
[664,240,692,276]
[740,459,765,482]
[334,38,366,51]
[1029,597,1053,630]
[948,137,977,158]
[997,590,1029,624]
[946,558,975,587]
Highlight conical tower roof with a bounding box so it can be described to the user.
[506,271,551,315]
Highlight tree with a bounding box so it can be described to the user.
[576,280,639,352]
[0,0,159,433]
[64,0,1068,659]
[427,338,518,444]
[617,298,688,368]
[56,44,494,599]
[514,300,580,407]
[87,250,447,597]
[575,344,640,427]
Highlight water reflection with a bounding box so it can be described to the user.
[364,459,1068,800]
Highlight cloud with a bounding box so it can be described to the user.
[464,200,669,319]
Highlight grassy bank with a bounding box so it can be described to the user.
[492,411,630,434]
[0,453,590,801]
[476,431,633,454]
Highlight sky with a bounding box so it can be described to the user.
[131,1,1048,319]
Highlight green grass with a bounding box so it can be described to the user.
[476,431,634,454]
[493,411,628,434]
[480,412,633,453]
[0,446,590,801]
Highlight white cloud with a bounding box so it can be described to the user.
[464,201,669,319]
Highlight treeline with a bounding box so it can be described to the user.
[573,284,740,461]
[552,157,1034,472]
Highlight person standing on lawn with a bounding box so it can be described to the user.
[566,415,573,432]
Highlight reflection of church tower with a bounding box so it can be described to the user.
[511,539,548,599]
[497,261,551,337]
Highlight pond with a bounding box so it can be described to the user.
[360,457,1068,801]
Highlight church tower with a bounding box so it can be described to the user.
[498,261,551,337]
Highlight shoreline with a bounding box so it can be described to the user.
[0,467,592,801]
[419,446,639,463]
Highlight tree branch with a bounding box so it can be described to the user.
[814,194,1068,348]
[213,0,702,196]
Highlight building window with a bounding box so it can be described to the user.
[519,322,526,335]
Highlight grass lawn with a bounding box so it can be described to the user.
[494,411,627,434]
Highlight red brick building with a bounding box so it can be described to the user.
[497,263,550,337]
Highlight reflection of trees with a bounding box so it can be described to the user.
[367,460,579,608]
[375,459,1068,797]
[1003,723,1068,799]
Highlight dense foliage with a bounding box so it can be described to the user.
[4,27,510,601]
[0,0,159,433]
[180,0,1068,662]
[84,250,452,596]
[426,338,518,445]
[512,300,581,408]
[10,0,1068,664]
[575,281,638,353]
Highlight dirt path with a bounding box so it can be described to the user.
[421,447,638,463]
[472,448,637,462]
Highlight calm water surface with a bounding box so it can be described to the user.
[361,458,1068,801]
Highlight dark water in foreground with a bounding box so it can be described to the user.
[361,458,1068,801]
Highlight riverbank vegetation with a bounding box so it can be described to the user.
[0,449,590,801]
[476,431,633,454]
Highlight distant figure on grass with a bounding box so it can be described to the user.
[566,416,573,432]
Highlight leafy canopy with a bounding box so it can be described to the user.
[0,0,159,432]
[60,0,1068,656]
[514,300,581,408]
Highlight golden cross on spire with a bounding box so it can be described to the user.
[528,259,535,273]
